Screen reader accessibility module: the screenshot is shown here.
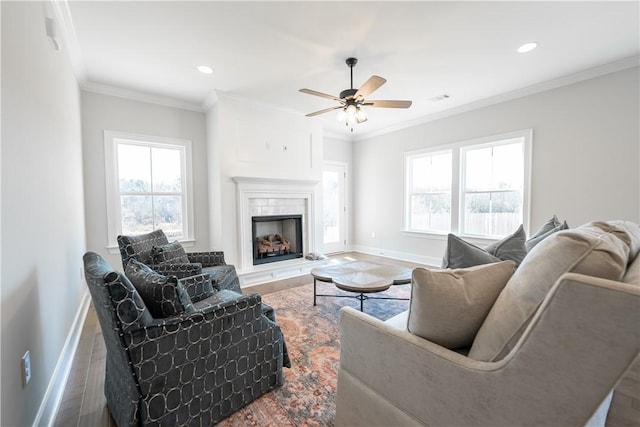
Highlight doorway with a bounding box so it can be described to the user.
[322,162,347,254]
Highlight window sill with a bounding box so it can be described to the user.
[402,230,500,246]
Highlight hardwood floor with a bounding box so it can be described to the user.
[54,252,421,427]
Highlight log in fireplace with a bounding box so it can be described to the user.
[251,215,303,265]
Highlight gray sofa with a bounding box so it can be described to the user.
[336,220,640,426]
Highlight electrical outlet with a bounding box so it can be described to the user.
[22,351,31,386]
[371,231,376,239]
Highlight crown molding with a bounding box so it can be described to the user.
[82,82,206,112]
[356,55,640,141]
[50,0,86,85]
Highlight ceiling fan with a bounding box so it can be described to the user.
[299,57,412,131]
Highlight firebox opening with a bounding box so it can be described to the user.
[252,215,303,265]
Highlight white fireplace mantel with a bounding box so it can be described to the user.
[232,176,319,188]
[233,176,320,279]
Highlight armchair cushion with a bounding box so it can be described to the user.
[125,259,195,318]
[178,273,215,302]
[442,224,527,268]
[104,271,154,332]
[525,214,569,251]
[408,261,515,349]
[469,221,636,362]
[151,240,190,264]
[118,229,168,266]
[204,264,241,292]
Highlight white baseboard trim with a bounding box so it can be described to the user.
[350,245,441,268]
[33,288,91,427]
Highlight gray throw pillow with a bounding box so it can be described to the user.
[125,259,194,318]
[525,215,569,251]
[442,225,527,268]
[408,261,516,349]
[485,224,527,266]
[151,240,190,264]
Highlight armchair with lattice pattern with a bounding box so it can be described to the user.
[83,252,285,426]
[117,229,240,293]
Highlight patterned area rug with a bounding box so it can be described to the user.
[218,280,411,426]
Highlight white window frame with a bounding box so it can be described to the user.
[405,149,453,234]
[403,129,532,240]
[104,130,195,252]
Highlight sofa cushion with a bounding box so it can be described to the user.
[125,259,194,318]
[384,310,409,331]
[525,215,569,251]
[468,221,634,362]
[442,225,527,268]
[623,254,640,285]
[151,240,190,265]
[407,261,516,349]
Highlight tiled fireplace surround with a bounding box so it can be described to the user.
[233,176,321,286]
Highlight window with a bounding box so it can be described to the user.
[406,150,452,233]
[104,131,194,249]
[404,130,531,238]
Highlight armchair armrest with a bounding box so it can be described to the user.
[151,262,203,278]
[188,251,227,267]
[123,292,284,424]
[337,273,640,427]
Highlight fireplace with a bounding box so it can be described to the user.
[252,215,303,265]
[233,176,318,275]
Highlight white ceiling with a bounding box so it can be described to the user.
[63,1,639,139]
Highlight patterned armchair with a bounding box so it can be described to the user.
[83,252,285,426]
[117,230,240,293]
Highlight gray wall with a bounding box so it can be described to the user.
[81,91,209,268]
[1,2,86,425]
[352,67,640,264]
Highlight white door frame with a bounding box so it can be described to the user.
[322,161,348,254]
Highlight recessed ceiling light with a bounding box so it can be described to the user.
[517,42,538,53]
[197,65,214,74]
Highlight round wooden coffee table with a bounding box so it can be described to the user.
[310,261,411,311]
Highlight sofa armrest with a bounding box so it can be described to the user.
[337,273,640,427]
[188,251,227,267]
[151,262,203,278]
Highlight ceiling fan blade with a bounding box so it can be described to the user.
[306,105,343,117]
[362,100,412,108]
[299,88,342,102]
[354,75,386,99]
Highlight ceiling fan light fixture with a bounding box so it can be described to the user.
[345,104,358,124]
[356,106,367,123]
